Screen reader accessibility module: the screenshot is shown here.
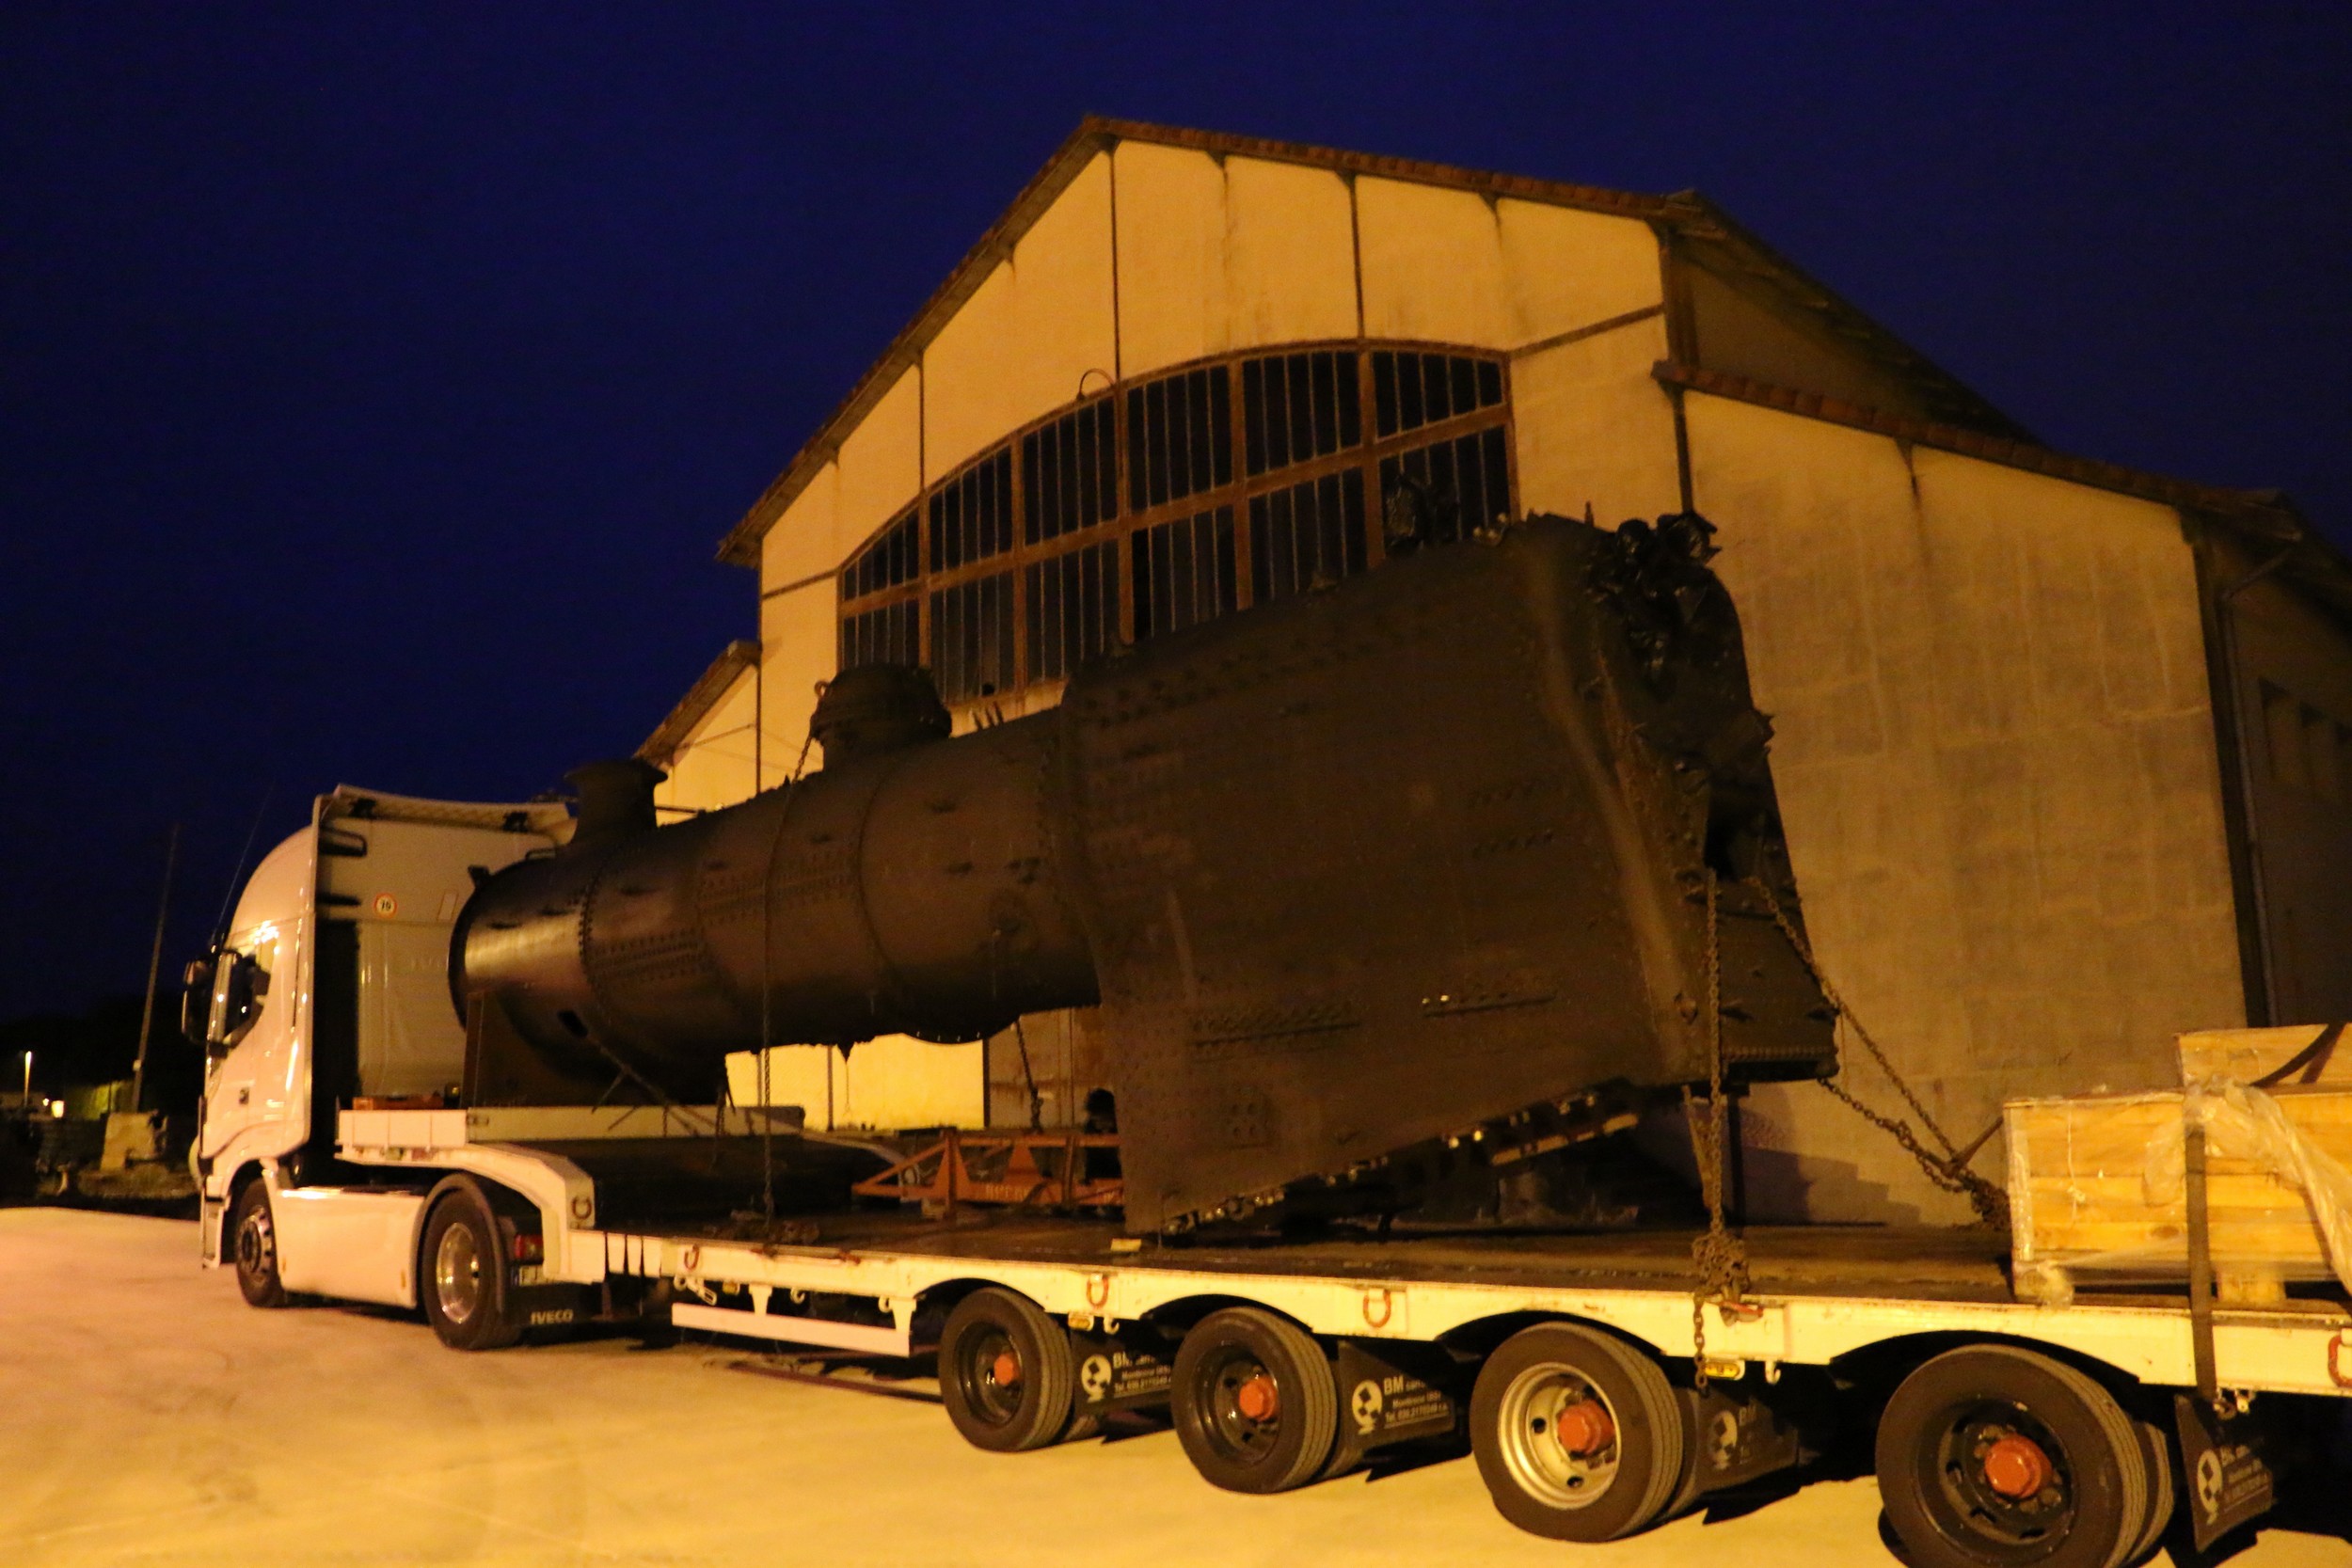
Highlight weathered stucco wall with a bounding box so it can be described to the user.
[1686,392,2246,1222]
[651,669,758,816]
[1510,311,1681,527]
[925,153,1118,479]
[727,1039,986,1132]
[2216,534,2352,1022]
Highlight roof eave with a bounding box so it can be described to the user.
[638,639,762,766]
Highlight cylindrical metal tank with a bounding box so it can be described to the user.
[453,671,1099,1093]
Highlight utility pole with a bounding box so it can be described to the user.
[130,822,181,1115]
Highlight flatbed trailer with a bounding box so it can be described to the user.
[203,1103,2352,1566]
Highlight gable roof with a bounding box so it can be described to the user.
[713,116,2027,569]
[637,639,759,768]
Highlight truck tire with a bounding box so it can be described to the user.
[1470,1322,1686,1541]
[1875,1345,2151,1568]
[421,1188,524,1352]
[1171,1307,1339,1494]
[938,1288,1078,1452]
[2123,1418,2174,1567]
[229,1179,289,1308]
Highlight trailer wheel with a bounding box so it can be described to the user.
[229,1180,288,1308]
[938,1288,1078,1452]
[421,1189,523,1352]
[1470,1322,1686,1541]
[1875,1345,2151,1568]
[2123,1419,2174,1567]
[1171,1307,1339,1494]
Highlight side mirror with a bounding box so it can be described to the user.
[187,949,269,1052]
[182,955,217,1047]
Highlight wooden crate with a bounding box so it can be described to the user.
[2005,1086,2352,1306]
[2175,1023,2348,1086]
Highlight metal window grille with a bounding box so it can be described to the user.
[839,598,921,672]
[930,450,1015,574]
[842,506,920,601]
[929,570,1015,704]
[1376,426,1513,546]
[1249,469,1367,605]
[1126,366,1232,513]
[1241,350,1360,476]
[1024,540,1121,684]
[1371,350,1504,439]
[834,343,1511,706]
[1132,507,1237,642]
[1023,397,1119,546]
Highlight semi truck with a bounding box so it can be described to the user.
[187,514,2350,1567]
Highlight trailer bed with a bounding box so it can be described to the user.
[663,1209,2024,1305]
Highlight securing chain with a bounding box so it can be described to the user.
[756,731,818,1225]
[1745,877,2007,1230]
[1010,1016,1046,1133]
[1684,869,1750,1386]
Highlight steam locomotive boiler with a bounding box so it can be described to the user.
[453,513,1836,1230]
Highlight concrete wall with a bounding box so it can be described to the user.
[651,668,757,816]
[2216,535,2352,1022]
[1686,392,2246,1222]
[726,1039,986,1132]
[1510,310,1682,527]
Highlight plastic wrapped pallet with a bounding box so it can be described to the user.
[2006,1082,2352,1307]
[2174,1022,2348,1087]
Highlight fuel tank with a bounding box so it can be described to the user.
[453,513,1836,1229]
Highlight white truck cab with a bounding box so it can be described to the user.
[192,788,564,1280]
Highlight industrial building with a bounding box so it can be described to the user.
[637,118,2352,1224]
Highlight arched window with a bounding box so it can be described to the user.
[837,341,1515,705]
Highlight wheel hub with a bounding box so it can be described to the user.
[235,1212,270,1274]
[435,1221,483,1325]
[990,1349,1023,1387]
[1554,1398,1615,1457]
[1497,1364,1623,1511]
[1233,1371,1280,1423]
[1981,1433,2053,1500]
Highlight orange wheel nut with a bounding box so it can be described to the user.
[1553,1398,1615,1456]
[1981,1433,2053,1499]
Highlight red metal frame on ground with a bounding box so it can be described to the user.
[850,1128,1122,1214]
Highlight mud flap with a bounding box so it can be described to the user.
[1334,1338,1462,1451]
[2173,1394,2276,1551]
[1670,1382,1803,1512]
[1070,1324,1177,1417]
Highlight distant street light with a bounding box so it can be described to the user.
[20,1050,29,1105]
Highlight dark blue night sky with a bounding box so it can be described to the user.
[4,6,2347,1029]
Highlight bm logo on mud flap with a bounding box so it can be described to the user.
[1351,1378,1386,1433]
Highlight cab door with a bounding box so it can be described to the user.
[195,828,314,1164]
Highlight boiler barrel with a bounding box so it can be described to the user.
[452,709,1099,1092]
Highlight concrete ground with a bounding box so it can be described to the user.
[2,1209,2344,1568]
